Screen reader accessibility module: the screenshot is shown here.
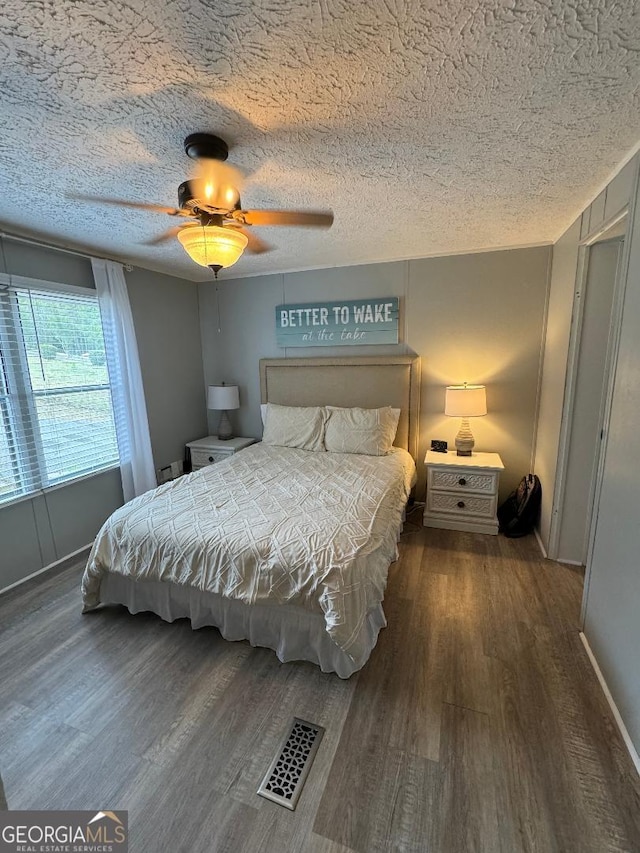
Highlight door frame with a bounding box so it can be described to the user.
[547,209,630,572]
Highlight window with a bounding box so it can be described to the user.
[0,278,119,504]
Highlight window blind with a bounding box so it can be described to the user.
[0,281,119,504]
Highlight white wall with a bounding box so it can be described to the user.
[0,468,124,590]
[530,150,640,754]
[534,156,638,556]
[199,246,551,500]
[126,266,208,470]
[533,219,581,550]
[582,159,640,754]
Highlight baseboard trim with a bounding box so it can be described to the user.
[534,527,548,558]
[0,543,92,596]
[557,558,585,567]
[579,632,640,778]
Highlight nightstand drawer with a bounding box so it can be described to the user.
[428,467,498,496]
[427,490,497,519]
[191,449,232,469]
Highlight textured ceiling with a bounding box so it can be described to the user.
[0,0,639,281]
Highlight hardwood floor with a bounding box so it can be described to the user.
[1,527,639,852]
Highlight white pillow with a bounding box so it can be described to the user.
[324,406,400,456]
[262,403,327,452]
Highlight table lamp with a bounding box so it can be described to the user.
[207,383,240,441]
[445,383,487,456]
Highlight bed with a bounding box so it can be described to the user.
[82,355,421,677]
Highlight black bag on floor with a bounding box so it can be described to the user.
[497,474,541,538]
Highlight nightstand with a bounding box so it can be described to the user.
[186,435,256,471]
[423,451,505,535]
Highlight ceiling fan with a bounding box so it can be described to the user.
[72,133,334,277]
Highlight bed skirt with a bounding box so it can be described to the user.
[97,573,387,679]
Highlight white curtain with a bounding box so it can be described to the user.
[91,258,156,502]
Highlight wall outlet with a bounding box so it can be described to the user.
[157,461,183,485]
[157,466,172,485]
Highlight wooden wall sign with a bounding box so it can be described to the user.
[275,297,399,347]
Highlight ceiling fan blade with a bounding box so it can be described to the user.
[235,226,272,254]
[241,209,334,228]
[142,223,197,246]
[68,193,185,217]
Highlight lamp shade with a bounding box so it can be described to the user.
[445,384,487,417]
[178,225,248,270]
[207,384,240,410]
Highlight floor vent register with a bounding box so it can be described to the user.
[257,717,325,810]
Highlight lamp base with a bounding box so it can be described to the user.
[218,410,234,441]
[455,418,475,456]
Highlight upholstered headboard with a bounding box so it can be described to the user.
[259,356,421,460]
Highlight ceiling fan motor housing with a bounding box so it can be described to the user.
[184,133,229,161]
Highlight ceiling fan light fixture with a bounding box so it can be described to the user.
[178,225,248,273]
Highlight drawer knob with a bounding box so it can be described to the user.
[208,455,214,462]
[457,500,465,509]
[458,477,467,486]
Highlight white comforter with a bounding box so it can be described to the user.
[82,443,416,661]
